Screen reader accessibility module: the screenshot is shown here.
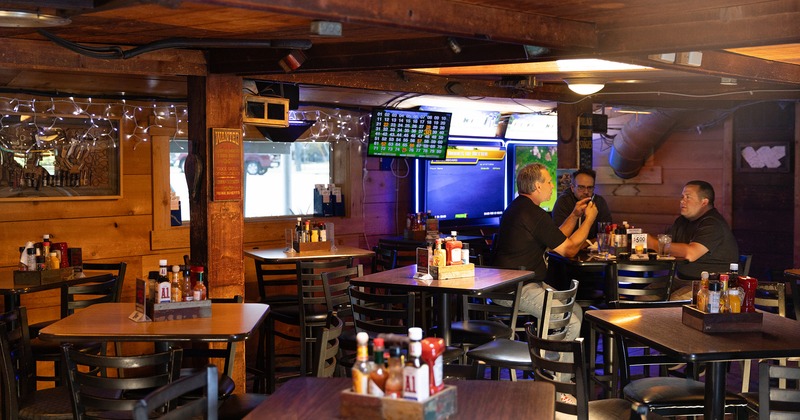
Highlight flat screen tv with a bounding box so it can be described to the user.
[416,139,506,229]
[507,141,559,212]
[367,109,451,159]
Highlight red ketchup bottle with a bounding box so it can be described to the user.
[420,337,445,396]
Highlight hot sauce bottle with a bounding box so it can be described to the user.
[368,337,387,396]
[384,346,404,398]
[351,332,370,394]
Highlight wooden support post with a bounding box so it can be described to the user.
[556,101,593,170]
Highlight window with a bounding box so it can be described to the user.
[168,139,331,220]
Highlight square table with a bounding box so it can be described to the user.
[350,265,535,345]
[243,377,555,419]
[38,302,269,390]
[585,306,800,420]
[244,246,374,263]
[0,270,115,311]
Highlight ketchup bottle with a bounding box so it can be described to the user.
[420,336,445,396]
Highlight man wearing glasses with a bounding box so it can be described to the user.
[552,168,612,240]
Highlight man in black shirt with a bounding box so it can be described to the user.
[551,168,612,240]
[647,180,739,299]
[493,163,597,341]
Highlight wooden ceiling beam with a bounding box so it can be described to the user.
[623,51,800,86]
[249,70,568,102]
[209,37,535,74]
[202,0,596,50]
[598,9,800,55]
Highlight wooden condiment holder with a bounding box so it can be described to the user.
[681,305,763,333]
[340,385,457,420]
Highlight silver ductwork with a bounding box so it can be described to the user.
[608,110,689,179]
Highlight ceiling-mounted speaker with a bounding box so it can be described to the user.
[253,81,300,110]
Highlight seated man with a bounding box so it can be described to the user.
[493,163,597,342]
[647,180,739,300]
[551,168,612,240]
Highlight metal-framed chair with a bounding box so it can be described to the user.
[133,365,218,420]
[0,307,73,420]
[526,327,664,419]
[758,360,800,420]
[62,343,183,420]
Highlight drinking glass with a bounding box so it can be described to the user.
[597,222,611,236]
[596,232,611,259]
[284,228,296,254]
[326,222,337,251]
[657,234,672,257]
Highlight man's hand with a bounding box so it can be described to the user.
[571,197,591,218]
[584,199,598,221]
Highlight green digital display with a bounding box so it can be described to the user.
[367,109,451,159]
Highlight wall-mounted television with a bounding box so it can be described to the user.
[507,141,558,212]
[367,109,451,159]
[415,138,506,229]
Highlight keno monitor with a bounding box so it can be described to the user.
[367,109,451,160]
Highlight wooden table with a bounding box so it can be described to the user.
[242,377,555,419]
[585,307,800,420]
[0,270,115,311]
[350,265,535,345]
[244,246,374,263]
[38,302,269,390]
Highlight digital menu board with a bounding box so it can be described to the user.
[367,109,451,159]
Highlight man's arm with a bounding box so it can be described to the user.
[553,201,598,257]
[646,234,710,262]
[556,197,590,237]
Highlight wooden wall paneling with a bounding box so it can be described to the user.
[721,117,734,224]
[151,135,172,232]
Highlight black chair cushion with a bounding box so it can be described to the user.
[623,377,748,408]
[17,386,74,420]
[587,398,658,420]
[449,320,512,344]
[466,338,531,368]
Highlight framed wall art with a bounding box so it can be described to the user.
[0,113,121,200]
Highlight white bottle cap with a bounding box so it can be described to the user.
[408,327,423,341]
[172,265,180,272]
[43,234,50,240]
[159,259,168,266]
[450,231,457,237]
[730,263,739,271]
[356,332,368,345]
[701,271,709,279]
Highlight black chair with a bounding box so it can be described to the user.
[62,343,183,420]
[249,259,303,394]
[617,335,749,419]
[371,245,398,273]
[30,275,120,386]
[758,360,800,420]
[312,314,344,378]
[738,254,752,276]
[133,365,218,420]
[296,259,357,378]
[526,327,665,420]
[348,284,416,337]
[81,261,128,303]
[0,307,73,420]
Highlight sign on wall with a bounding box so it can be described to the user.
[211,128,242,201]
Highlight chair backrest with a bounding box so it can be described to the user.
[754,281,786,317]
[62,343,183,419]
[611,261,675,305]
[253,259,298,304]
[616,334,687,387]
[738,254,752,277]
[758,361,800,420]
[81,262,127,302]
[62,275,119,318]
[538,279,579,341]
[348,285,416,336]
[371,245,398,273]
[526,324,589,419]
[313,314,344,378]
[133,365,218,420]
[376,239,417,268]
[459,280,525,340]
[0,307,36,418]
[296,258,356,317]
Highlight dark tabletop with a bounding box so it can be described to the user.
[350,265,534,295]
[243,377,555,419]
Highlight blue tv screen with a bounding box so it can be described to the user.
[417,139,506,227]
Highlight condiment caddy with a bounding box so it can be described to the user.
[340,328,457,420]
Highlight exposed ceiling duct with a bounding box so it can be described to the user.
[608,110,690,178]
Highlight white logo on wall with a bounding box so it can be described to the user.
[741,145,786,169]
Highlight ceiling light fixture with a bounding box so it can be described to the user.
[566,81,605,95]
[0,10,70,27]
[720,77,738,86]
